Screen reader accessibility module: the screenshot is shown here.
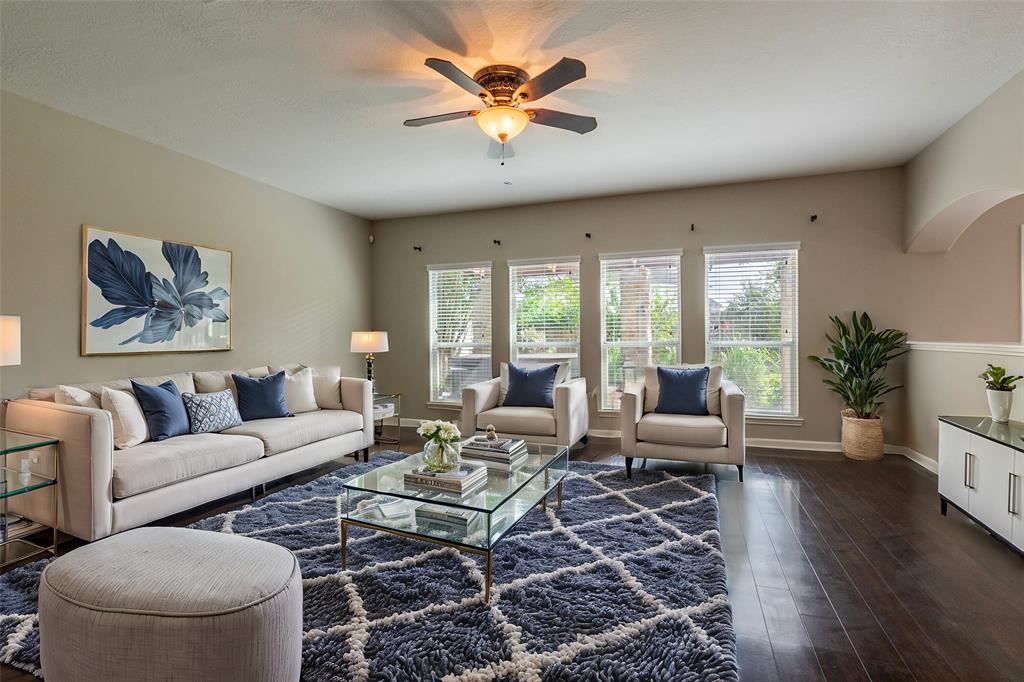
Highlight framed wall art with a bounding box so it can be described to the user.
[82,225,232,355]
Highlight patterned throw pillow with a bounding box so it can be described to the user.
[182,390,243,434]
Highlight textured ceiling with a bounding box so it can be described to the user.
[2,1,1023,219]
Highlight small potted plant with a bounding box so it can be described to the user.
[979,364,1022,423]
[809,312,907,460]
[417,419,462,472]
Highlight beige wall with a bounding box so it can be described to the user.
[0,92,372,396]
[372,168,1022,449]
[905,69,1024,252]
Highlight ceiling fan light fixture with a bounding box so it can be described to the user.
[475,106,529,143]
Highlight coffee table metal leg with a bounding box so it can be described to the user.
[340,521,348,571]
[557,480,563,509]
[485,550,492,602]
[541,494,546,511]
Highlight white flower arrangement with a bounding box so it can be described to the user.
[417,419,462,445]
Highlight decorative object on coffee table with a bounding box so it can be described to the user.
[82,225,231,355]
[417,419,462,472]
[350,330,389,387]
[809,311,907,460]
[979,364,1021,423]
[485,423,497,440]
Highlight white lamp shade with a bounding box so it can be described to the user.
[350,331,389,354]
[0,315,21,366]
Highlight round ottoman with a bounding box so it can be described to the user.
[38,527,302,682]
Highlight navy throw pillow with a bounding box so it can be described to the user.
[654,366,710,415]
[503,363,559,408]
[233,371,291,421]
[130,380,189,441]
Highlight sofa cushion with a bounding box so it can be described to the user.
[193,368,276,404]
[70,372,197,401]
[478,406,556,437]
[271,365,345,410]
[654,366,709,416]
[223,409,363,455]
[637,413,727,448]
[503,363,559,408]
[131,380,190,441]
[645,365,723,415]
[112,433,264,499]
[182,390,243,433]
[234,372,291,421]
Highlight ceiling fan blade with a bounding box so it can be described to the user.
[403,111,477,127]
[424,58,494,104]
[528,108,597,134]
[514,57,586,103]
[486,140,516,159]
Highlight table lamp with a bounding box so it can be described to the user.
[0,315,21,367]
[350,331,388,387]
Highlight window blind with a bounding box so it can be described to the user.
[704,245,799,416]
[428,263,492,404]
[599,251,681,411]
[509,258,581,377]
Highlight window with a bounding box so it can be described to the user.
[428,262,492,404]
[704,244,799,417]
[509,258,581,376]
[599,251,681,411]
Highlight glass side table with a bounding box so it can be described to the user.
[372,393,401,446]
[1,428,60,569]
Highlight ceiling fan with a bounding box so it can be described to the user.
[404,57,597,162]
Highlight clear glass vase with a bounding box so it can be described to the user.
[423,440,461,472]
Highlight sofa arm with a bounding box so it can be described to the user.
[340,377,374,449]
[555,377,589,447]
[620,388,644,457]
[461,377,500,435]
[721,379,746,465]
[5,399,115,541]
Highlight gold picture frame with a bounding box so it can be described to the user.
[81,225,233,356]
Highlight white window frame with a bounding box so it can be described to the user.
[703,242,800,418]
[508,256,581,377]
[599,249,683,412]
[427,261,492,406]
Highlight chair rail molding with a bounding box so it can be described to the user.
[906,341,1024,357]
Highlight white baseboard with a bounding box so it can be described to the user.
[392,418,938,473]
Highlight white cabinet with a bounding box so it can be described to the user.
[938,417,1023,556]
[938,421,971,511]
[1012,451,1024,553]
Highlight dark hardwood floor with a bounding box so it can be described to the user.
[5,431,1023,681]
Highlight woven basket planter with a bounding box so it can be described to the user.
[841,409,884,460]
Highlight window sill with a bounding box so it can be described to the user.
[426,402,462,411]
[746,415,804,426]
[597,410,804,427]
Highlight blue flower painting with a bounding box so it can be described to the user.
[83,226,231,354]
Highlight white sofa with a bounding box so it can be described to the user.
[620,373,745,480]
[461,376,589,448]
[5,366,373,541]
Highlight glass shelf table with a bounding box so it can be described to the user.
[341,443,569,600]
[1,428,60,569]
[372,393,401,446]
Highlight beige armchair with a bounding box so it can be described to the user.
[461,376,589,448]
[620,376,745,480]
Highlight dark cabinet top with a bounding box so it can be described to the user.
[939,415,1024,454]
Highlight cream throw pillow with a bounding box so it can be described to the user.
[270,364,343,410]
[283,367,319,414]
[499,361,570,405]
[101,387,149,449]
[55,385,100,409]
[644,364,723,415]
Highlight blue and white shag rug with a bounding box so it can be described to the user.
[1,452,736,681]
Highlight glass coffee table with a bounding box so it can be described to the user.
[341,443,569,600]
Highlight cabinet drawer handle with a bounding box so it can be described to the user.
[1011,473,1020,515]
[964,452,970,488]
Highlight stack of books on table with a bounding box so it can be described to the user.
[461,436,529,472]
[415,504,481,536]
[403,461,488,496]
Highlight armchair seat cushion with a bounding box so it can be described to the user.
[223,409,363,455]
[113,433,264,499]
[637,413,727,447]
[478,406,556,437]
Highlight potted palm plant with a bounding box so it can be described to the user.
[809,312,907,460]
[979,364,1022,423]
